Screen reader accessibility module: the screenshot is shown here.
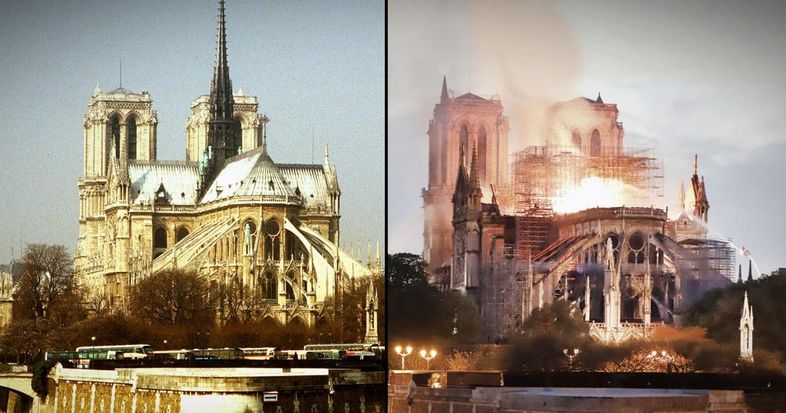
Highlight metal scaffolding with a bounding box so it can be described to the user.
[511,145,664,256]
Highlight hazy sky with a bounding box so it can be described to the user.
[0,0,384,264]
[389,0,786,274]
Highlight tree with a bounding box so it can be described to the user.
[13,243,82,323]
[129,269,214,326]
[684,273,786,360]
[388,253,480,344]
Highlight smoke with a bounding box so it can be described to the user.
[468,0,583,150]
[388,0,587,253]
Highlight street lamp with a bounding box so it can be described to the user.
[394,345,412,370]
[420,349,437,370]
[563,348,580,370]
[91,336,96,345]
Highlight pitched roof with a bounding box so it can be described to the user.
[456,92,487,101]
[200,147,298,204]
[128,160,199,205]
[279,164,330,209]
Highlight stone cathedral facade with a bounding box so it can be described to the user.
[75,1,378,327]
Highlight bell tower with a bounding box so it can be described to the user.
[77,84,157,296]
[423,76,509,275]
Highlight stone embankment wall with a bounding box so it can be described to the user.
[36,366,384,413]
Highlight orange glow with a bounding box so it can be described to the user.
[552,176,650,214]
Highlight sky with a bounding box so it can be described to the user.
[0,0,384,264]
[388,0,786,274]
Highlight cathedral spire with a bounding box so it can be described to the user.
[201,0,237,194]
[211,0,233,121]
[469,142,480,190]
[441,75,449,103]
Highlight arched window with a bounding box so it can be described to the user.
[232,118,243,155]
[285,282,295,300]
[590,129,601,156]
[571,129,581,149]
[459,124,469,157]
[243,220,257,256]
[261,272,277,300]
[154,227,167,249]
[477,126,487,183]
[176,226,190,243]
[109,114,121,159]
[264,220,281,260]
[127,116,137,160]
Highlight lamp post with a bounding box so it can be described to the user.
[563,348,580,370]
[91,336,96,345]
[394,345,412,370]
[420,349,437,370]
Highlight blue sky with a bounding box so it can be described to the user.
[388,0,786,274]
[0,0,384,263]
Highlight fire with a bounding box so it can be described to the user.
[552,176,649,214]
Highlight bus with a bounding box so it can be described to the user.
[75,344,153,361]
[302,343,382,360]
[191,348,242,360]
[240,347,278,360]
[151,350,195,360]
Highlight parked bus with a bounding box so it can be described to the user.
[240,347,278,360]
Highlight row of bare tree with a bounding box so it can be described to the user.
[2,243,384,363]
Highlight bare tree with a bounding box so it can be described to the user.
[13,244,80,322]
[129,269,214,325]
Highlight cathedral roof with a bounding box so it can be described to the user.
[128,161,200,205]
[278,164,331,209]
[200,147,298,204]
[456,92,487,100]
[107,87,134,95]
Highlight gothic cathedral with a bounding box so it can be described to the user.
[75,1,379,327]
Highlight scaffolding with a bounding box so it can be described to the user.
[512,145,664,256]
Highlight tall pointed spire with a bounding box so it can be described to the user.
[201,0,237,193]
[211,0,233,121]
[469,142,480,189]
[441,75,449,103]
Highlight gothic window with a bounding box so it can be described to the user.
[590,129,601,156]
[243,220,257,256]
[109,114,121,159]
[571,129,581,149]
[478,125,487,183]
[285,281,295,301]
[127,116,137,160]
[176,226,190,243]
[264,220,281,260]
[261,272,277,300]
[459,124,469,156]
[628,232,645,264]
[153,227,167,258]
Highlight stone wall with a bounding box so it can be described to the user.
[388,384,748,413]
[36,367,384,413]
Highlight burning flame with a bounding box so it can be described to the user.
[552,176,651,214]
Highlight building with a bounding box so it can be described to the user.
[425,80,735,341]
[0,265,15,330]
[422,77,510,277]
[75,1,379,327]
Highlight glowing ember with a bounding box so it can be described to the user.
[552,176,651,214]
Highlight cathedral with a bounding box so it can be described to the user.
[424,78,736,342]
[75,1,378,327]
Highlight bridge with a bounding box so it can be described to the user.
[0,373,36,413]
[0,365,384,413]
